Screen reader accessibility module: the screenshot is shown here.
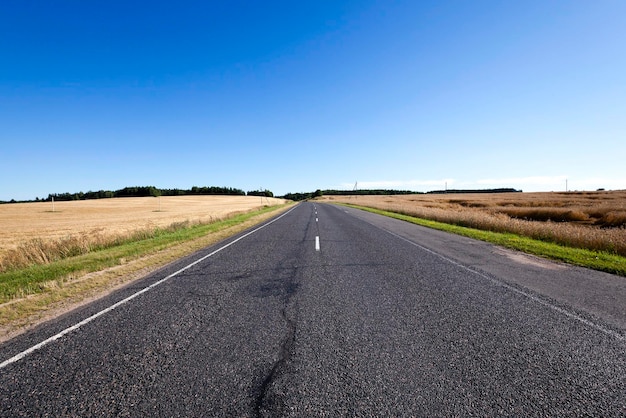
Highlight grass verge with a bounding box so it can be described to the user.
[340,203,626,277]
[0,203,292,340]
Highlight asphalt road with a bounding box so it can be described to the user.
[1,202,626,416]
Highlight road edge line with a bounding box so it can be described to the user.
[0,204,299,370]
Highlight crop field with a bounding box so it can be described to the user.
[320,191,626,257]
[0,195,286,272]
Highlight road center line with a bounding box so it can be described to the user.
[0,205,300,370]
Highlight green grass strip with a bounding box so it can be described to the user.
[340,203,626,277]
[0,205,289,303]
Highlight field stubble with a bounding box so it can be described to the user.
[0,197,290,341]
[320,191,626,257]
[0,196,286,273]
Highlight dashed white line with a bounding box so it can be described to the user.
[315,236,320,251]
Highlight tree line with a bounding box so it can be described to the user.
[44,186,250,201]
[426,188,521,194]
[0,186,273,203]
[246,189,274,198]
[280,189,414,201]
[279,188,522,201]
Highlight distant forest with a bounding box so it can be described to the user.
[282,188,521,201]
[427,188,521,194]
[282,189,416,201]
[1,186,274,203]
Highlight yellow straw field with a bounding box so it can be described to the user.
[0,195,286,271]
[320,191,626,256]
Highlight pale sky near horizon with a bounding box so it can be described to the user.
[2,1,625,200]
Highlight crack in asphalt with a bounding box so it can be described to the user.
[254,276,299,417]
[254,209,318,415]
[254,306,297,417]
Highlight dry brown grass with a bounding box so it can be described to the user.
[320,191,626,256]
[0,196,286,272]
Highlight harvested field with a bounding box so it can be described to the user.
[320,191,626,257]
[0,196,286,272]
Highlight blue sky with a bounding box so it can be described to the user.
[2,1,625,200]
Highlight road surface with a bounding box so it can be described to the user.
[1,202,625,416]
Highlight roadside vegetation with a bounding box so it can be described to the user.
[322,191,626,276]
[0,204,290,304]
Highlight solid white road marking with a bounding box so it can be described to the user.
[0,205,300,370]
[384,229,625,342]
[315,236,320,251]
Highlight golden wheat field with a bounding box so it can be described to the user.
[0,196,286,265]
[320,191,626,256]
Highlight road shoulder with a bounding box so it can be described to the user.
[338,204,626,332]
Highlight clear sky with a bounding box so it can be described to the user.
[2,1,625,200]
